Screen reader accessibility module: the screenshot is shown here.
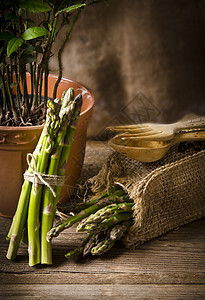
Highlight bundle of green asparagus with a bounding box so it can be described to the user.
[47,186,134,259]
[6,88,82,266]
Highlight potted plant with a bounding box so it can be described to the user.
[0,0,108,217]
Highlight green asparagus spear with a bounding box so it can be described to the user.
[91,238,115,256]
[41,90,82,264]
[65,233,93,261]
[83,232,105,256]
[77,202,133,232]
[91,219,133,256]
[67,186,127,213]
[6,124,49,260]
[83,212,133,233]
[47,195,131,241]
[109,219,133,241]
[27,100,61,266]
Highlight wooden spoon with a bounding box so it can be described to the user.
[108,130,205,162]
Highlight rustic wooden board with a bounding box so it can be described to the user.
[1,216,205,299]
[0,141,205,299]
[1,284,205,300]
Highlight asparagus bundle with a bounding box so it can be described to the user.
[48,186,134,260]
[6,88,82,266]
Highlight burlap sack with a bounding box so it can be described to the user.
[88,142,205,248]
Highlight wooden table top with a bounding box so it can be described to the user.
[0,141,205,299]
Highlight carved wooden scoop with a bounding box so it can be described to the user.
[108,130,205,162]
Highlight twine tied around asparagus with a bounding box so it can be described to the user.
[24,153,65,197]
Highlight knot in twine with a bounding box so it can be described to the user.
[24,153,65,197]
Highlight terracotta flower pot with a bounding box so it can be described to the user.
[0,74,94,218]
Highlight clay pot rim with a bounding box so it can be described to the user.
[0,75,94,131]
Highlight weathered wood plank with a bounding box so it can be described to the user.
[1,272,205,285]
[0,284,205,299]
[1,218,205,284]
[0,141,205,299]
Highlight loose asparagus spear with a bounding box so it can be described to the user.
[91,219,133,256]
[109,219,133,241]
[65,233,93,261]
[47,195,132,241]
[77,202,134,232]
[41,91,82,264]
[65,218,133,259]
[67,186,126,213]
[91,238,115,256]
[83,212,133,233]
[83,232,105,256]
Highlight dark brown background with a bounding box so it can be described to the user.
[50,0,205,138]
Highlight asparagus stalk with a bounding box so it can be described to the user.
[77,202,134,232]
[27,100,61,266]
[91,238,115,256]
[83,212,133,233]
[64,217,133,259]
[91,219,133,256]
[67,186,126,213]
[65,233,93,261]
[6,127,46,260]
[109,219,133,241]
[6,88,84,265]
[40,89,75,264]
[41,90,82,264]
[47,194,131,241]
[83,232,105,257]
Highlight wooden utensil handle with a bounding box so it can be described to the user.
[174,130,205,143]
[175,116,205,131]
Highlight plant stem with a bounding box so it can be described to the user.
[0,71,6,121]
[14,63,23,122]
[53,10,81,100]
[29,63,34,106]
[44,65,49,106]
[33,65,41,109]
[38,68,44,106]
[5,65,19,125]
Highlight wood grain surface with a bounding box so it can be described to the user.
[0,141,205,299]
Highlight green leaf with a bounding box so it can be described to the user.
[24,44,35,54]
[7,37,24,57]
[22,54,37,64]
[22,27,49,40]
[20,0,51,13]
[35,45,43,53]
[5,13,18,21]
[0,32,14,41]
[43,21,49,31]
[55,3,86,17]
